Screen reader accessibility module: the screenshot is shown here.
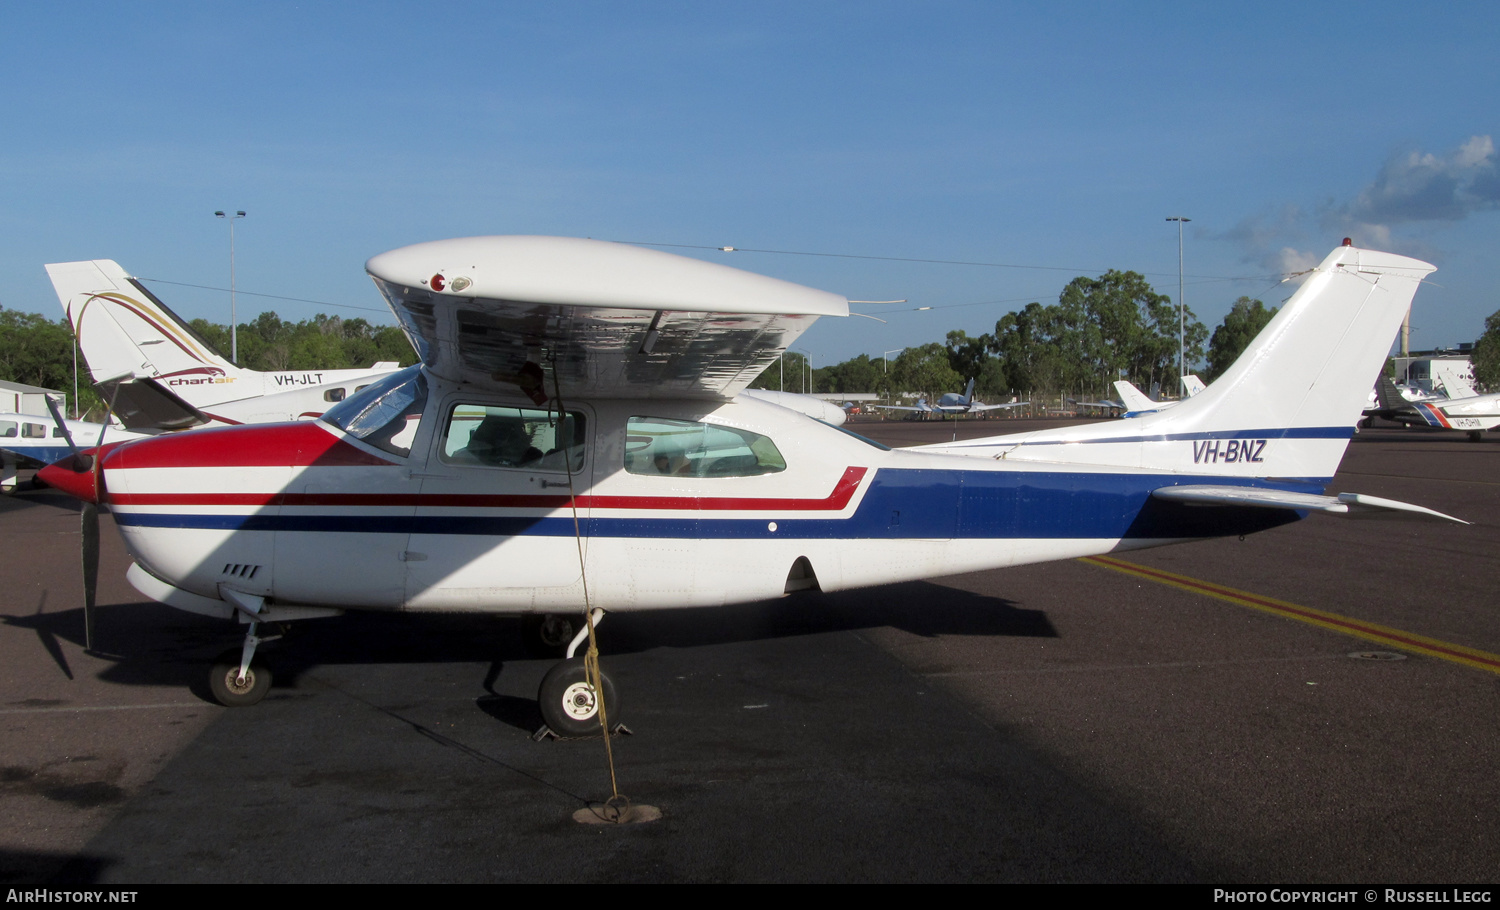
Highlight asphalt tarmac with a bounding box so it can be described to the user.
[1,417,1496,883]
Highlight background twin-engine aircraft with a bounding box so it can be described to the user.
[874,377,1028,417]
[40,236,1463,736]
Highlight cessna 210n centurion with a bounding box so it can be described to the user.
[40,236,1462,736]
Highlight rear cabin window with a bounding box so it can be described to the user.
[624,417,786,477]
[440,405,585,473]
[0,421,15,438]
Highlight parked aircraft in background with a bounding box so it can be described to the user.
[41,237,1460,738]
[1,409,147,492]
[876,379,1027,417]
[47,260,404,430]
[1366,375,1500,440]
[1114,374,1207,418]
[1066,394,1125,415]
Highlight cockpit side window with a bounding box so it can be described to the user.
[440,404,585,472]
[624,417,786,477]
[319,364,427,457]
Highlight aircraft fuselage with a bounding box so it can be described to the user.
[100,373,1309,617]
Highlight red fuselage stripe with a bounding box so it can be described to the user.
[110,422,394,469]
[107,466,869,512]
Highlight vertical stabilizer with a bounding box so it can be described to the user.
[46,260,241,384]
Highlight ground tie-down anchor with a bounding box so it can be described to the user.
[573,793,662,826]
[531,722,633,742]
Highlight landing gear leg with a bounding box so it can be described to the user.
[535,609,623,737]
[209,620,274,707]
[522,612,581,657]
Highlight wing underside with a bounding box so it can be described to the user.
[365,236,847,400]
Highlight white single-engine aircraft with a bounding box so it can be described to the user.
[1376,381,1500,440]
[46,259,405,430]
[40,236,1463,736]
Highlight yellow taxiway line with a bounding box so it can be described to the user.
[1081,555,1500,676]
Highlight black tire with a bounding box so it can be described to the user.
[522,613,581,658]
[209,649,272,707]
[537,657,619,737]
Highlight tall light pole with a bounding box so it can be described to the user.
[792,349,812,394]
[215,210,246,363]
[1166,216,1190,381]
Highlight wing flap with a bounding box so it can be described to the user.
[1151,485,1466,524]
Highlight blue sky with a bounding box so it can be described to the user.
[2,2,1497,369]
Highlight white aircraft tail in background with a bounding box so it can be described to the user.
[46,260,405,430]
[1113,374,1205,417]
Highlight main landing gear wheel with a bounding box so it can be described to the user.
[210,649,273,707]
[523,613,581,657]
[538,657,619,737]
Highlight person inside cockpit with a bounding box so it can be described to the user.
[456,415,543,467]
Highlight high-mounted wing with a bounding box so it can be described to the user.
[365,236,848,400]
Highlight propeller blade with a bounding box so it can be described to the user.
[81,502,99,652]
[43,396,90,472]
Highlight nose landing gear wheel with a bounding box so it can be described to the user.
[210,649,273,707]
[538,657,619,737]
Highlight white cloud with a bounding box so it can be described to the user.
[1342,135,1500,225]
[1220,136,1497,275]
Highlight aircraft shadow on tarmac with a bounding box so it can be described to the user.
[9,578,1054,724]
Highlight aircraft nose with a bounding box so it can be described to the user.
[38,456,100,504]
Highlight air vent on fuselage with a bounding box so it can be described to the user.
[784,556,820,593]
[221,563,261,580]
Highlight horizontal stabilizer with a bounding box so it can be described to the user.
[1152,485,1466,524]
[100,377,210,430]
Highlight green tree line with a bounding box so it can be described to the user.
[186,312,416,373]
[754,269,1280,401]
